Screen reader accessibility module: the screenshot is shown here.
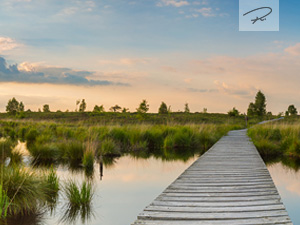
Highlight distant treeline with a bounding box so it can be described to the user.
[2,91,298,120]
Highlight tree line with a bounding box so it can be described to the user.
[228,90,298,117]
[4,91,299,117]
[4,98,190,115]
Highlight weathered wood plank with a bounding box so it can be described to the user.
[132,130,292,224]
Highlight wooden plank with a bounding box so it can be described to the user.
[132,130,292,225]
[145,204,286,213]
[137,210,289,220]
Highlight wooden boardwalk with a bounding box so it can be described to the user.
[132,129,292,225]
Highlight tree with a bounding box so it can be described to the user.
[79,99,86,112]
[158,102,168,114]
[247,90,267,117]
[184,103,190,113]
[19,102,25,112]
[228,107,239,117]
[109,104,122,112]
[122,107,129,113]
[203,108,208,113]
[136,99,149,114]
[247,102,256,116]
[286,105,298,116]
[43,104,50,112]
[6,97,22,114]
[75,99,80,112]
[93,105,105,113]
[255,91,267,116]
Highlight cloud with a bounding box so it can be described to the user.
[187,88,217,93]
[157,0,189,7]
[195,7,215,17]
[285,43,300,56]
[214,80,257,98]
[0,37,20,53]
[98,58,151,66]
[0,57,129,86]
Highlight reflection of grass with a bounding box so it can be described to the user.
[62,180,94,224]
[46,166,59,211]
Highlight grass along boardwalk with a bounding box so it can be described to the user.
[132,129,292,225]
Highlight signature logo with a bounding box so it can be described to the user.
[243,7,272,24]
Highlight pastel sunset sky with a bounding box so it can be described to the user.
[0,0,299,113]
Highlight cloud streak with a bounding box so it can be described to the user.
[0,37,20,52]
[285,43,300,56]
[0,57,129,86]
[157,0,189,7]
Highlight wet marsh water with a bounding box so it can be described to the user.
[8,154,300,225]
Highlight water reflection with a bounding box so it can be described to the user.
[60,203,94,225]
[7,147,300,225]
[266,159,300,224]
[263,155,300,172]
[3,211,45,225]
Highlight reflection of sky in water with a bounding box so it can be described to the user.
[43,156,197,225]
[38,157,300,225]
[267,163,300,225]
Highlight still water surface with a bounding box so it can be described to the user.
[13,155,300,225]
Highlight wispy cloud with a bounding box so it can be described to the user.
[195,7,215,17]
[285,43,300,56]
[214,81,257,98]
[187,88,217,93]
[157,0,189,7]
[0,37,20,53]
[0,57,129,86]
[98,58,152,66]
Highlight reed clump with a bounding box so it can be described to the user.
[248,122,300,158]
[64,180,93,208]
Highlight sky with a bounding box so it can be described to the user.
[0,0,300,113]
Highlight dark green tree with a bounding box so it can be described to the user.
[228,107,239,117]
[184,103,190,113]
[255,91,267,116]
[79,99,86,112]
[93,105,105,112]
[19,102,25,112]
[109,104,122,112]
[158,102,168,114]
[247,102,256,116]
[6,97,21,114]
[122,107,129,113]
[43,104,50,112]
[136,99,149,114]
[286,105,298,116]
[247,91,267,117]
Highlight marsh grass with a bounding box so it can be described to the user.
[2,166,48,216]
[0,138,17,162]
[64,141,84,163]
[100,138,120,156]
[248,122,300,158]
[63,180,94,224]
[46,166,59,196]
[0,184,9,219]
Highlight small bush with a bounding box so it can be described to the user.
[100,139,120,156]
